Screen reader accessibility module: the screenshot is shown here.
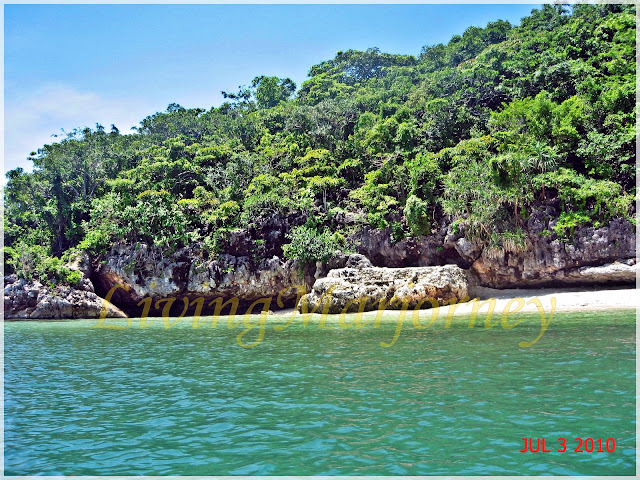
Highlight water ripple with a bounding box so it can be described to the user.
[4,310,636,475]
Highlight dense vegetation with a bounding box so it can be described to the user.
[4,4,636,284]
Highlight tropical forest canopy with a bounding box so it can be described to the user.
[4,4,636,284]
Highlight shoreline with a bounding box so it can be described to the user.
[280,286,638,319]
[452,285,638,316]
[4,286,636,321]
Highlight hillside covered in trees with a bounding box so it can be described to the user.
[4,4,636,287]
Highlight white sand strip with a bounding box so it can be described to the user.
[279,287,637,319]
[460,286,638,316]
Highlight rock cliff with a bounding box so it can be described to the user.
[462,216,637,288]
[92,243,316,315]
[92,216,634,315]
[357,216,636,289]
[6,214,633,319]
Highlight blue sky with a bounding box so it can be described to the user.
[4,4,539,174]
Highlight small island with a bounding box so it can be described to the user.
[2,4,637,477]
[4,5,635,319]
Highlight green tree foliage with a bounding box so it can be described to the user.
[222,76,296,110]
[404,195,431,236]
[253,76,296,109]
[282,226,340,265]
[4,243,81,286]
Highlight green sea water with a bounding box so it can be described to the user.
[3,309,636,475]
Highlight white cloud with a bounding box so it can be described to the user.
[3,83,158,175]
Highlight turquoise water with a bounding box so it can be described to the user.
[4,310,636,475]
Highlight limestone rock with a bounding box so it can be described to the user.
[345,253,373,269]
[564,260,637,284]
[299,264,470,314]
[353,216,635,289]
[356,224,480,268]
[83,215,636,315]
[93,243,191,306]
[187,254,306,302]
[313,253,366,280]
[66,251,93,277]
[4,278,127,319]
[94,243,315,311]
[470,218,636,288]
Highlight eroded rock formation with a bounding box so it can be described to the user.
[4,275,126,319]
[299,261,470,314]
[357,216,636,289]
[465,217,637,288]
[6,213,633,319]
[92,243,316,314]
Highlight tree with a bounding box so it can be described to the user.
[282,226,340,265]
[222,76,296,110]
[4,4,635,273]
[252,76,296,109]
[308,48,417,85]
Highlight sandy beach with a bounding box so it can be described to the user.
[277,286,638,319]
[456,286,638,316]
